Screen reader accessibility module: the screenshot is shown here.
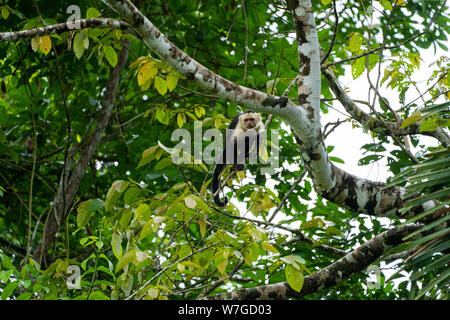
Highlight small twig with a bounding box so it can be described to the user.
[323,0,447,69]
[128,241,223,300]
[268,169,307,222]
[321,1,338,65]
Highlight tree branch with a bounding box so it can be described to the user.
[204,224,421,300]
[323,68,450,147]
[0,18,134,42]
[100,0,439,220]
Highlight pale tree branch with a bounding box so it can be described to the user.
[0,18,135,42]
[99,0,439,220]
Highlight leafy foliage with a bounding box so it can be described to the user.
[388,148,450,299]
[0,0,448,300]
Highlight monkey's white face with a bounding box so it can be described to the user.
[241,113,261,130]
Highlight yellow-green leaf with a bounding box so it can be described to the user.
[154,76,168,96]
[76,199,104,228]
[194,106,205,118]
[1,6,10,20]
[420,118,437,132]
[198,215,207,238]
[400,110,422,128]
[39,36,52,55]
[73,32,86,59]
[217,258,228,275]
[167,72,179,92]
[285,264,304,293]
[155,107,169,125]
[321,0,332,5]
[129,56,147,69]
[86,7,101,19]
[261,241,279,254]
[137,62,158,86]
[349,33,363,52]
[380,0,393,10]
[147,287,159,299]
[300,217,325,229]
[177,113,185,128]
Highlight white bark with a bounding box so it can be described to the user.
[100,0,436,219]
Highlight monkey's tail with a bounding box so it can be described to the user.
[211,164,228,207]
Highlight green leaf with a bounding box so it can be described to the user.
[419,118,437,132]
[329,156,345,164]
[137,145,158,169]
[116,249,137,272]
[189,195,210,213]
[1,7,10,20]
[124,187,144,205]
[154,76,168,96]
[73,31,86,59]
[153,158,172,171]
[285,265,304,293]
[261,241,279,254]
[119,208,133,228]
[135,203,151,224]
[352,56,365,79]
[88,291,110,300]
[140,220,154,240]
[380,0,393,11]
[76,199,104,228]
[155,107,170,125]
[16,292,33,300]
[349,33,363,52]
[103,45,118,67]
[0,270,12,283]
[86,8,101,19]
[105,180,129,212]
[1,282,18,300]
[111,232,122,259]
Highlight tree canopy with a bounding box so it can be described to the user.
[0,0,449,300]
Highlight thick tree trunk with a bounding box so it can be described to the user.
[32,40,131,265]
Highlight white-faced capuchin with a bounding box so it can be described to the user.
[211,110,265,207]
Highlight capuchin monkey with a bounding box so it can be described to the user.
[211,110,265,207]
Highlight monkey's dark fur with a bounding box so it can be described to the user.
[211,111,265,207]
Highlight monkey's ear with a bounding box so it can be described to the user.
[257,113,262,121]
